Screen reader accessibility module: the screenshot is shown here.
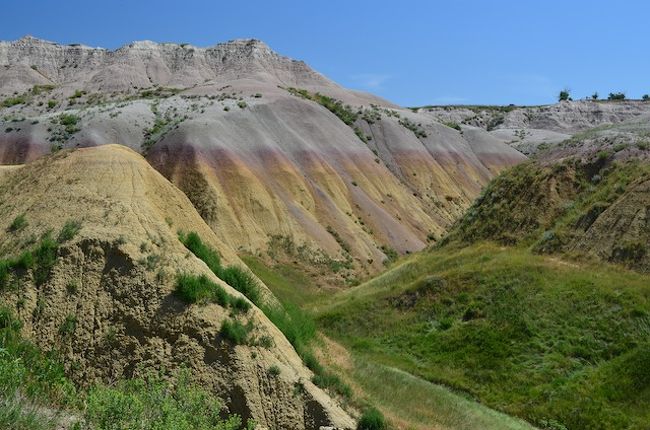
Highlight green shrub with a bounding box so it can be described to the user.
[47,100,57,109]
[178,232,222,275]
[357,407,387,430]
[642,94,649,101]
[58,114,80,126]
[380,245,399,265]
[57,220,81,242]
[33,234,59,286]
[443,121,462,131]
[558,90,571,102]
[8,214,27,232]
[175,273,229,306]
[230,296,252,313]
[2,96,26,107]
[312,372,352,398]
[220,266,261,305]
[268,365,281,377]
[608,92,626,101]
[59,314,77,337]
[220,319,251,345]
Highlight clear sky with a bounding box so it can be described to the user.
[3,0,649,106]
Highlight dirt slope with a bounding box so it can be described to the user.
[0,145,354,430]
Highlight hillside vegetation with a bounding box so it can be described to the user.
[316,243,650,429]
[446,157,650,271]
[311,152,650,429]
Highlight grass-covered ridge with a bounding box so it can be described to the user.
[316,243,650,429]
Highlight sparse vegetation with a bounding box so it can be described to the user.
[220,319,253,344]
[398,117,427,138]
[443,121,462,131]
[608,92,626,101]
[0,308,251,430]
[57,220,81,242]
[175,273,230,306]
[8,214,27,232]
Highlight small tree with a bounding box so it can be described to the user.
[608,92,626,101]
[558,89,571,102]
[642,94,650,101]
[591,92,599,100]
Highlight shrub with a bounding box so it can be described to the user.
[33,234,58,286]
[58,113,80,126]
[643,94,650,101]
[558,90,571,102]
[268,365,281,377]
[357,407,387,430]
[8,214,27,232]
[237,101,247,109]
[47,100,57,109]
[608,92,626,101]
[312,372,352,398]
[591,92,599,100]
[443,121,462,131]
[59,314,77,337]
[220,266,261,305]
[179,232,262,307]
[2,96,26,107]
[258,335,274,349]
[380,245,399,265]
[178,232,222,275]
[220,319,251,344]
[230,296,252,313]
[175,273,229,306]
[57,220,81,242]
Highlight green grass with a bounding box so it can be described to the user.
[241,255,351,398]
[352,360,534,430]
[179,232,222,275]
[245,250,542,429]
[8,214,27,232]
[357,406,387,430]
[0,229,68,289]
[220,319,252,345]
[317,243,650,429]
[57,220,81,242]
[240,255,324,306]
[178,232,260,307]
[175,273,232,308]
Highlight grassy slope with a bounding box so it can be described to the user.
[315,243,650,430]
[245,255,536,430]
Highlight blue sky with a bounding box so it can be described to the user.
[3,0,649,106]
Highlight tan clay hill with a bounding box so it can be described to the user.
[0,145,354,429]
[0,36,526,280]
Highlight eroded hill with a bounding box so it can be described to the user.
[0,145,354,429]
[0,36,525,282]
